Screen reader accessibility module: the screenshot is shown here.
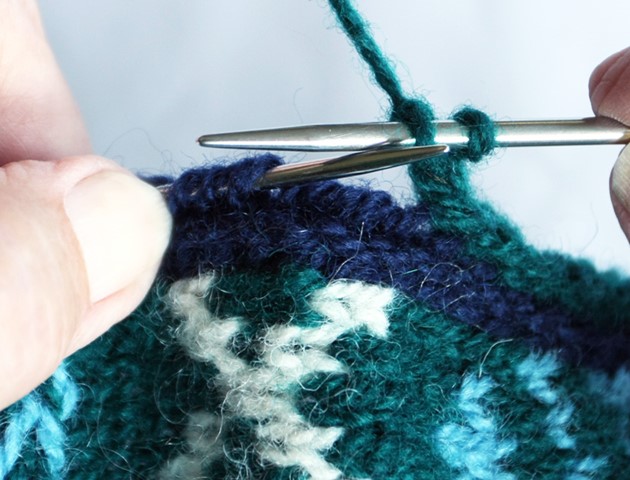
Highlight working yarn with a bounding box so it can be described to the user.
[2,0,630,478]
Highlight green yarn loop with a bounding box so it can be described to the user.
[389,97,437,153]
[450,106,497,162]
[328,0,496,164]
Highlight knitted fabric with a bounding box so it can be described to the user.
[2,1,630,478]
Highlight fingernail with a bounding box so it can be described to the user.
[65,170,172,303]
[611,146,630,213]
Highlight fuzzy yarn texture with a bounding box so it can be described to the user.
[2,0,630,478]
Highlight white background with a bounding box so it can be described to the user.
[39,1,630,272]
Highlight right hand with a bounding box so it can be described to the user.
[589,46,630,241]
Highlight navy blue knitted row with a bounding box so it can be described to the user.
[155,156,630,371]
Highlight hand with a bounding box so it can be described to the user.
[0,1,171,409]
[590,46,630,241]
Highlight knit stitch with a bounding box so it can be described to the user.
[160,274,392,479]
[0,365,78,478]
[2,1,630,478]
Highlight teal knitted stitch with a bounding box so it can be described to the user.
[328,0,435,148]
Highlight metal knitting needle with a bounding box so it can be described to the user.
[255,143,448,188]
[198,117,630,152]
[183,116,629,192]
[155,144,448,194]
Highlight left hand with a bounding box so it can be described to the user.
[0,0,172,410]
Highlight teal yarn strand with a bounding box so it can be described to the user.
[327,0,435,147]
[326,0,416,107]
[327,0,496,161]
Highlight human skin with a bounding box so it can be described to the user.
[589,46,630,241]
[0,1,172,409]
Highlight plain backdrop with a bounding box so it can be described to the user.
[39,1,630,273]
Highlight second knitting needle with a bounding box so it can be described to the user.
[198,117,630,152]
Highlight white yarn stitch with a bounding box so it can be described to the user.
[160,273,393,480]
[158,412,225,479]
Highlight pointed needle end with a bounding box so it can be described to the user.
[257,143,449,189]
[197,132,247,149]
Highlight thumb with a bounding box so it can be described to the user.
[0,156,171,409]
[589,46,630,241]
